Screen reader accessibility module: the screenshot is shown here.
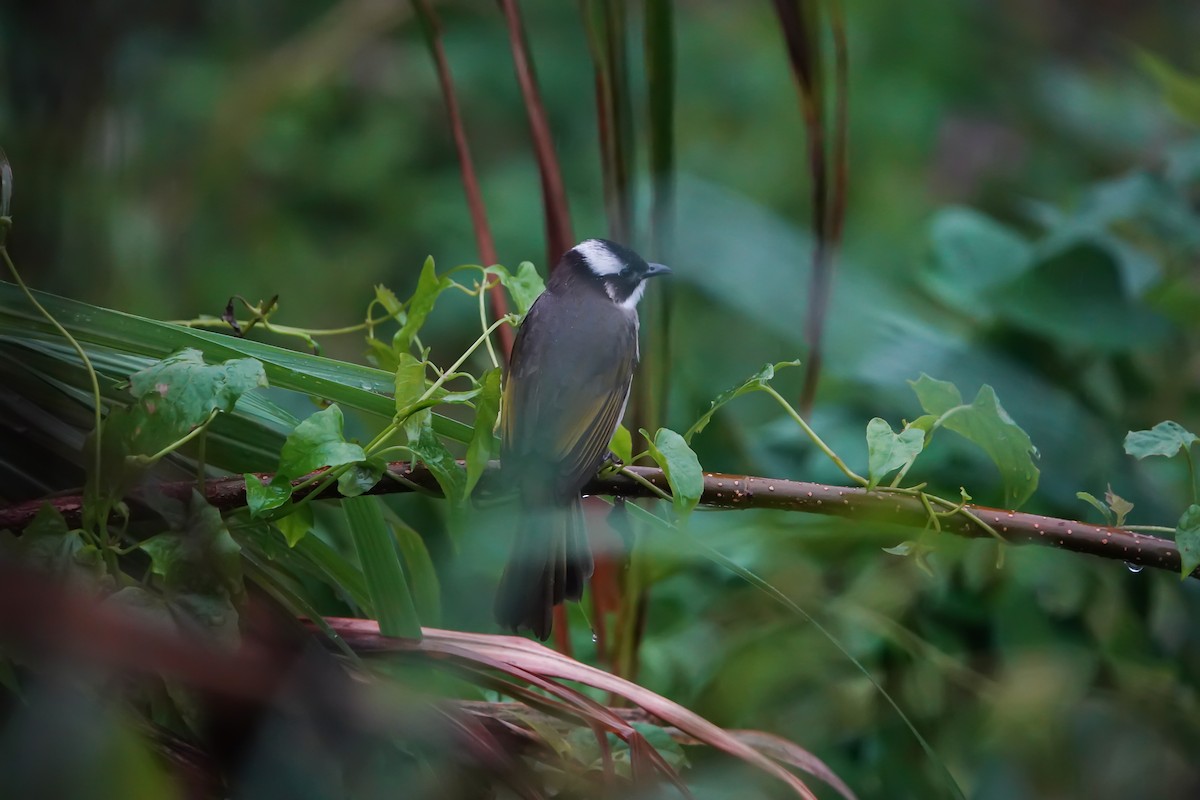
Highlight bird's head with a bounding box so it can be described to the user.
[564,238,671,309]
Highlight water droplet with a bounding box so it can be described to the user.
[591,632,599,643]
[1125,562,1144,574]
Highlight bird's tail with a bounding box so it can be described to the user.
[494,495,593,640]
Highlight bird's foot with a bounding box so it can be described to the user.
[600,450,625,472]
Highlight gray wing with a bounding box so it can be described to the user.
[501,291,636,499]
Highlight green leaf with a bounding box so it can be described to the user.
[1105,485,1134,527]
[85,349,269,499]
[365,336,398,373]
[685,360,803,442]
[1076,491,1112,524]
[609,424,633,466]
[646,428,704,517]
[393,521,441,625]
[129,348,267,429]
[1175,504,1200,577]
[498,261,546,316]
[343,496,421,639]
[994,244,1169,352]
[941,386,1039,508]
[292,529,370,610]
[911,377,1039,508]
[277,405,366,479]
[0,504,105,583]
[925,207,1033,310]
[105,585,175,630]
[337,458,385,498]
[1124,420,1198,460]
[409,426,466,504]
[374,284,405,319]
[0,280,473,444]
[244,473,292,516]
[432,387,482,404]
[394,354,431,445]
[465,367,501,497]
[275,503,313,547]
[394,256,451,353]
[909,374,963,417]
[865,418,925,488]
[137,493,243,644]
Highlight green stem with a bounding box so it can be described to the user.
[173,315,394,337]
[418,315,513,405]
[759,384,868,486]
[618,466,673,502]
[478,280,500,369]
[131,409,220,465]
[1185,446,1198,506]
[918,491,941,532]
[195,426,207,487]
[1,240,105,528]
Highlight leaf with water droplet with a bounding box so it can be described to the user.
[911,378,1039,508]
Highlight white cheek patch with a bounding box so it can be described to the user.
[574,239,624,276]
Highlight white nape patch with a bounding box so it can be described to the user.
[610,280,647,310]
[574,239,625,276]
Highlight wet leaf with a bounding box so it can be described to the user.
[910,375,1039,507]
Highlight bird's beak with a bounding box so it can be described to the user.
[645,262,672,278]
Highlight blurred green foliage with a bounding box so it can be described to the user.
[4,1,1200,798]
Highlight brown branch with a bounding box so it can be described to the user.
[498,0,575,269]
[2,463,1192,580]
[413,0,514,357]
[771,1,849,417]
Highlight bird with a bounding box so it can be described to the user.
[495,238,671,640]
